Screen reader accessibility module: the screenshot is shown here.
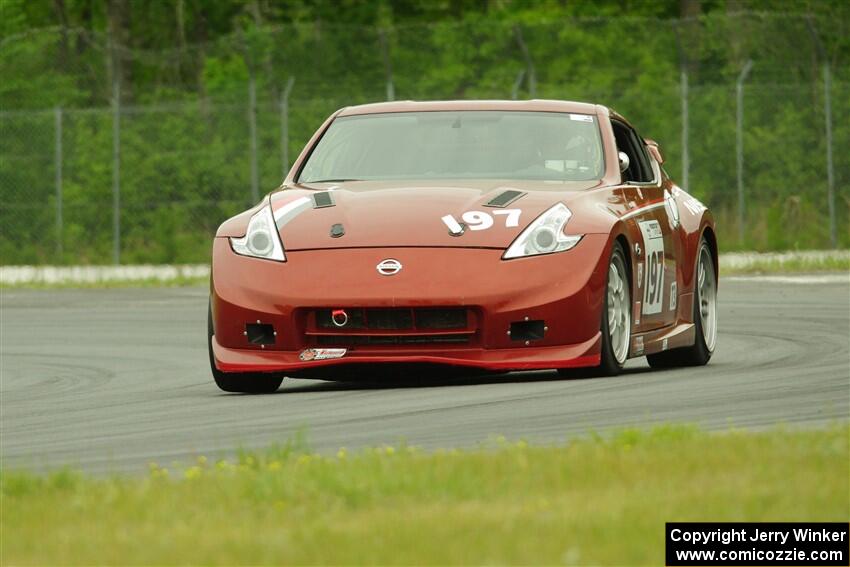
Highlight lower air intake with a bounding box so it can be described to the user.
[316,334,471,346]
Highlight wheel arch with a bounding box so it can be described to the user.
[701,224,719,289]
[613,232,633,291]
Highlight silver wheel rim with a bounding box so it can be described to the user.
[607,254,631,364]
[697,246,717,352]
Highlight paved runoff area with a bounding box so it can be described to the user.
[1,274,848,473]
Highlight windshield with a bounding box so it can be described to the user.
[298,111,604,183]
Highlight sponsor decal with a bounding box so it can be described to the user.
[299,348,347,362]
[670,281,678,311]
[662,338,669,351]
[637,262,644,288]
[569,114,594,122]
[638,220,665,315]
[633,336,645,356]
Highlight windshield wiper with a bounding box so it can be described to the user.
[303,178,363,183]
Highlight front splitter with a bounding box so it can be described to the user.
[212,333,601,374]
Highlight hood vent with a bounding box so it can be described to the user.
[484,189,525,208]
[313,191,335,209]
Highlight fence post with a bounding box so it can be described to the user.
[823,63,836,248]
[280,76,296,179]
[680,68,689,192]
[805,16,836,248]
[54,106,63,259]
[248,72,259,203]
[111,76,121,265]
[379,29,395,101]
[735,59,753,245]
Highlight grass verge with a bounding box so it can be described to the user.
[2,425,847,565]
[719,253,850,275]
[1,275,208,290]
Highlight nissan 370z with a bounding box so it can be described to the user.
[208,100,718,393]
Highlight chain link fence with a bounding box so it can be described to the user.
[1,13,848,265]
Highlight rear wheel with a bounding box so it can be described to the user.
[647,237,716,368]
[559,241,630,377]
[208,303,283,394]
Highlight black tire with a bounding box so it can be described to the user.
[646,237,716,368]
[559,241,630,378]
[208,303,283,394]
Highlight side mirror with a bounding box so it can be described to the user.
[618,151,630,173]
[644,138,664,165]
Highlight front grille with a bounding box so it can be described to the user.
[414,308,468,330]
[315,307,468,331]
[307,307,476,346]
[316,334,471,346]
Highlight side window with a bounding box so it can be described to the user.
[628,128,655,183]
[611,120,654,184]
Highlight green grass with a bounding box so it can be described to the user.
[720,255,850,275]
[2,425,847,565]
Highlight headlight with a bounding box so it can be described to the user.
[502,203,583,259]
[229,205,286,262]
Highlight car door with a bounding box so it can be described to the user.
[611,120,679,332]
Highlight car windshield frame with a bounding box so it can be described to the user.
[296,110,606,184]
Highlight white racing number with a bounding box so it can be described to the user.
[638,220,665,315]
[442,209,522,232]
[462,211,493,231]
[492,209,522,227]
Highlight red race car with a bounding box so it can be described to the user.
[209,100,717,393]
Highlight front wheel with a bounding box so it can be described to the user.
[559,240,631,377]
[208,303,283,394]
[647,236,716,368]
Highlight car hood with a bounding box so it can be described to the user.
[271,179,606,250]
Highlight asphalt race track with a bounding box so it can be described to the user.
[2,275,848,473]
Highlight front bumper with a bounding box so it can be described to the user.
[210,234,611,374]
